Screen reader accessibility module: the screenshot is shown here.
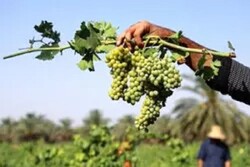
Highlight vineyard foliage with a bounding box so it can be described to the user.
[0,125,250,167]
[0,126,137,167]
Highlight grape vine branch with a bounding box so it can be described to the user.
[3,38,235,60]
[2,20,237,131]
[3,20,235,64]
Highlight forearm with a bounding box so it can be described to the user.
[152,27,208,71]
[179,36,209,71]
[178,33,250,105]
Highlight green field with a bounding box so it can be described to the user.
[0,141,249,167]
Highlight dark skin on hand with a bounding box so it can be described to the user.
[116,20,213,72]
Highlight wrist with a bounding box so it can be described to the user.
[179,36,211,71]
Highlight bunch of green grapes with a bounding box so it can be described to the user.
[105,46,182,131]
[105,47,130,100]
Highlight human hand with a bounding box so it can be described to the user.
[116,21,211,71]
[116,20,174,50]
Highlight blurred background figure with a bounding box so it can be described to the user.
[197,125,231,167]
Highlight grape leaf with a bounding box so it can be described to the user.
[69,22,103,71]
[210,60,221,76]
[197,55,206,70]
[35,44,60,60]
[167,31,182,44]
[168,31,182,40]
[143,48,158,58]
[93,22,117,40]
[227,41,235,51]
[70,22,101,54]
[93,22,117,54]
[77,52,99,71]
[212,60,221,68]
[93,53,101,61]
[34,20,60,44]
[195,59,221,80]
[196,68,214,80]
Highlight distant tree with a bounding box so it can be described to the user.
[52,118,73,141]
[149,115,173,136]
[170,75,250,143]
[0,118,17,142]
[117,115,135,125]
[60,118,72,130]
[16,112,55,141]
[111,115,135,140]
[82,109,110,134]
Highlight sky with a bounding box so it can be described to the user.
[1,0,250,126]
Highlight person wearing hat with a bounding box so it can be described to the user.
[197,125,231,167]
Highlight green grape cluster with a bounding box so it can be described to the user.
[106,47,130,101]
[105,46,182,131]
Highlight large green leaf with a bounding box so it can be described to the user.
[69,22,104,71]
[70,22,101,55]
[93,22,117,40]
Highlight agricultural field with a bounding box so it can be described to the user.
[0,109,250,167]
[0,133,249,167]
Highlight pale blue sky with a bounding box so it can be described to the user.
[1,0,250,125]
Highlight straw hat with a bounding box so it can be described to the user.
[207,125,226,140]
